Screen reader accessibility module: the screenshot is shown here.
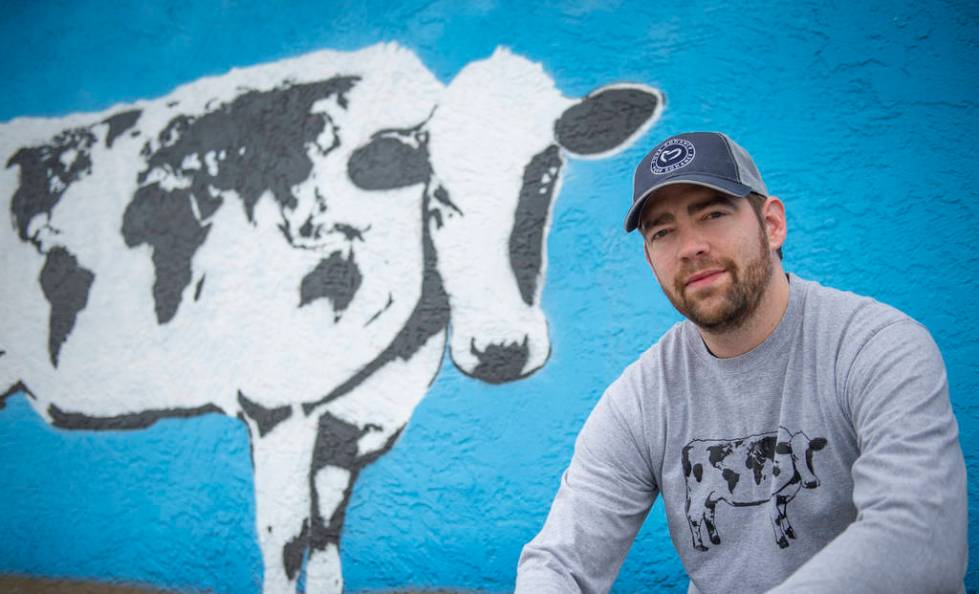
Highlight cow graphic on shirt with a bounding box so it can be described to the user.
[681,427,827,551]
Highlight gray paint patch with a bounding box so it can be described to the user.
[48,402,222,430]
[122,185,211,324]
[237,392,292,438]
[298,251,363,319]
[509,144,561,305]
[1,381,30,409]
[194,275,205,301]
[7,127,97,248]
[39,247,95,366]
[469,336,529,384]
[102,109,142,148]
[347,133,431,191]
[283,518,310,581]
[138,76,358,221]
[555,87,661,155]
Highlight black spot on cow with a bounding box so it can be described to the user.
[7,127,97,249]
[692,463,703,483]
[237,392,292,438]
[745,436,777,485]
[722,468,740,493]
[103,109,142,148]
[554,87,661,155]
[1,381,31,410]
[347,132,431,190]
[682,445,693,478]
[510,145,561,306]
[469,336,529,384]
[48,402,222,430]
[139,76,357,221]
[194,276,205,301]
[707,443,733,468]
[121,184,211,324]
[299,250,363,320]
[332,223,365,242]
[311,412,362,472]
[39,247,95,366]
[283,518,310,581]
[427,185,462,231]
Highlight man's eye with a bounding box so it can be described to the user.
[649,228,670,242]
[705,211,726,220]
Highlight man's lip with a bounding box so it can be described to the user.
[685,269,726,287]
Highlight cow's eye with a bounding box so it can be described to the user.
[347,136,431,190]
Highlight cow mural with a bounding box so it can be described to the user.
[681,427,828,551]
[0,43,663,593]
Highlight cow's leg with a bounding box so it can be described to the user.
[776,492,797,540]
[240,402,321,594]
[303,328,447,593]
[702,500,721,545]
[769,500,790,548]
[304,412,361,594]
[686,497,709,551]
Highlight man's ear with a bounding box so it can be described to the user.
[762,195,787,253]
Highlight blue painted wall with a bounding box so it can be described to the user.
[0,1,976,592]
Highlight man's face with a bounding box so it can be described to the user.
[639,184,774,333]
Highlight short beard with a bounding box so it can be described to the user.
[665,227,773,333]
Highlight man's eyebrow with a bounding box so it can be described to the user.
[642,210,674,231]
[687,194,737,215]
[641,194,738,231]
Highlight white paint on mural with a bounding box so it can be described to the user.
[0,42,663,593]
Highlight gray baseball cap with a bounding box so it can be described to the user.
[624,131,768,232]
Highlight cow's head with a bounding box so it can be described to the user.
[423,48,662,383]
[776,428,827,489]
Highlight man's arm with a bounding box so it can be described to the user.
[768,320,968,593]
[516,385,659,594]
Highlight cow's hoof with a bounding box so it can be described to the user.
[786,527,796,539]
[777,537,789,549]
[694,545,709,552]
[709,535,720,545]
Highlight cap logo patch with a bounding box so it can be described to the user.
[651,138,695,175]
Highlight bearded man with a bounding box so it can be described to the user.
[515,132,968,593]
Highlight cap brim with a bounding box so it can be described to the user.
[623,174,754,232]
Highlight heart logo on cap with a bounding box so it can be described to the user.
[651,138,696,175]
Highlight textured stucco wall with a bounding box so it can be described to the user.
[0,1,976,593]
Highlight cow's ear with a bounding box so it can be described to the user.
[554,84,663,158]
[775,442,793,455]
[809,438,827,451]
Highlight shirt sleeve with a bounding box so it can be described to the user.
[515,383,660,594]
[767,320,968,594]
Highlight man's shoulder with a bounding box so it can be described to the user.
[793,275,933,365]
[795,274,916,334]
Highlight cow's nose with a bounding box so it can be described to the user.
[468,336,530,384]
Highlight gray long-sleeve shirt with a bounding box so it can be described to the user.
[516,274,967,593]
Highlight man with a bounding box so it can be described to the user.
[515,132,968,593]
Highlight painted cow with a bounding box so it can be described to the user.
[0,43,662,593]
[681,427,828,551]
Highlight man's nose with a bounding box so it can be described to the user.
[676,227,709,260]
